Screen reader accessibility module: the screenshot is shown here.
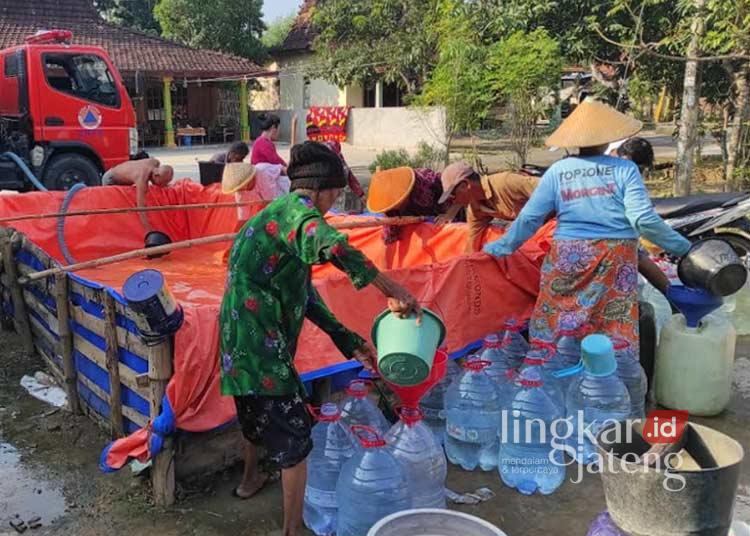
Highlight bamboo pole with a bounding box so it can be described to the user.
[54,273,80,414]
[18,216,428,284]
[103,292,125,438]
[149,339,175,506]
[0,200,269,225]
[2,232,34,352]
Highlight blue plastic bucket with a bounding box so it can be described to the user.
[122,269,184,346]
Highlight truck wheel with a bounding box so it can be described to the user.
[42,154,101,191]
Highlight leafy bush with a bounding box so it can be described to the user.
[368,143,447,173]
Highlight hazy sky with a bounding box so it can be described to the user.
[263,0,303,22]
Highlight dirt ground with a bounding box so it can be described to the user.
[1,325,749,536]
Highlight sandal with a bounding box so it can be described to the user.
[231,471,280,500]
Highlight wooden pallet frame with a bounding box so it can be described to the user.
[0,228,242,505]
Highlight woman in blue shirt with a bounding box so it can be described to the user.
[484,101,690,353]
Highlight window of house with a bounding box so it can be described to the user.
[42,53,119,107]
[363,81,405,108]
[303,77,311,108]
[146,84,164,121]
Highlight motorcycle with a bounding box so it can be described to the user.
[519,164,750,262]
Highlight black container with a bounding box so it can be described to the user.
[144,231,172,259]
[198,161,224,186]
[678,238,747,296]
[596,422,743,536]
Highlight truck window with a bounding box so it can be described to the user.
[4,54,19,77]
[43,53,120,108]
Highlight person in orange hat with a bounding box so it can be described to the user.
[437,162,540,253]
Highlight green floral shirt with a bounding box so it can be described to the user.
[219,192,379,396]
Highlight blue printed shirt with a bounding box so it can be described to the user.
[484,156,691,257]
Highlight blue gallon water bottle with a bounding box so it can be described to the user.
[550,329,584,393]
[444,359,502,471]
[611,336,647,419]
[499,319,529,366]
[336,425,411,536]
[385,407,447,508]
[499,367,566,495]
[304,403,354,535]
[566,334,631,465]
[340,380,390,435]
[419,357,460,444]
[514,341,564,407]
[480,333,507,384]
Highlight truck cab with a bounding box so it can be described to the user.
[0,30,137,190]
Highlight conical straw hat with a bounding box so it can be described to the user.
[221,163,256,194]
[366,167,416,213]
[545,100,642,149]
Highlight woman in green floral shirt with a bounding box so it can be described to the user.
[220,142,419,536]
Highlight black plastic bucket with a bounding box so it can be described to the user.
[144,231,172,259]
[678,238,747,296]
[122,269,184,346]
[596,421,743,536]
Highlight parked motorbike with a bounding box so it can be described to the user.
[519,164,750,262]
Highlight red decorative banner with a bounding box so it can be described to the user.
[306,106,350,142]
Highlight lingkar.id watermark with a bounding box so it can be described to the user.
[499,409,690,492]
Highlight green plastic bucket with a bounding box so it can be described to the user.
[371,308,446,387]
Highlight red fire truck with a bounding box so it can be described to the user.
[0,30,138,190]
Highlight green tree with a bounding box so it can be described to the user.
[310,0,439,92]
[154,0,266,61]
[95,0,161,35]
[414,0,493,160]
[486,29,563,167]
[262,15,296,50]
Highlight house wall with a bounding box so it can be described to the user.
[346,107,446,149]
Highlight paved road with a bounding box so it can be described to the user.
[147,131,720,184]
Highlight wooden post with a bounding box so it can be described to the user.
[163,76,176,148]
[54,273,80,414]
[238,79,250,143]
[103,293,125,438]
[1,232,33,353]
[291,113,298,145]
[149,340,175,506]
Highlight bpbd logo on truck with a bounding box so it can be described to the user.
[78,105,102,129]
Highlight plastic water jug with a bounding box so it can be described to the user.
[480,334,507,384]
[655,312,736,416]
[304,403,354,536]
[385,407,447,508]
[638,275,672,340]
[566,334,631,465]
[419,357,460,444]
[498,319,529,366]
[610,337,647,419]
[513,341,564,407]
[340,380,391,435]
[336,425,411,536]
[444,359,502,471]
[499,367,566,495]
[548,329,583,395]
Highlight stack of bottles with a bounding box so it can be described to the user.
[566,334,631,465]
[499,366,566,495]
[513,340,564,407]
[385,407,447,508]
[444,358,502,471]
[304,403,354,535]
[340,379,390,435]
[336,425,411,536]
[419,357,460,444]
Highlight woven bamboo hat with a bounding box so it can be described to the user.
[221,162,256,194]
[545,100,642,149]
[366,167,416,213]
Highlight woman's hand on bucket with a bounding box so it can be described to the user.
[353,344,377,372]
[372,274,422,324]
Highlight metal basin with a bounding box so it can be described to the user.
[678,239,747,296]
[368,509,508,536]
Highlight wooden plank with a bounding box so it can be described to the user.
[103,293,125,438]
[23,290,59,334]
[69,304,150,359]
[54,274,80,414]
[32,339,64,385]
[174,424,244,480]
[76,374,148,429]
[71,331,149,399]
[2,233,33,352]
[149,340,175,507]
[29,313,59,351]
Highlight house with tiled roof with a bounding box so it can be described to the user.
[0,0,270,146]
